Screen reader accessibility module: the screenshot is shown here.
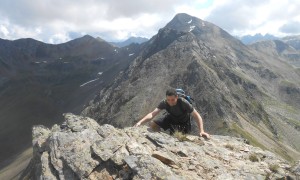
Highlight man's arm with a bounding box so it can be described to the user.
[134,108,161,127]
[191,109,210,139]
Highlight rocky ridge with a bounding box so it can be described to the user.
[21,113,299,179]
[81,13,300,161]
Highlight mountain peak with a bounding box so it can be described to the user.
[173,13,194,21]
[164,13,225,37]
[165,13,199,31]
[79,34,95,41]
[66,34,112,47]
[20,113,299,179]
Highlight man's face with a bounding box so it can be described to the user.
[166,95,178,106]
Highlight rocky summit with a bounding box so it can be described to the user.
[21,113,299,179]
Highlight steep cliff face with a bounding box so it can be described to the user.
[81,13,300,161]
[21,114,299,179]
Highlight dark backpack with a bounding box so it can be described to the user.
[176,88,194,104]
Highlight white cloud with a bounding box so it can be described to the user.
[174,0,216,21]
[206,0,300,37]
[0,25,9,37]
[0,0,299,43]
[0,0,186,42]
[0,16,45,41]
[279,21,300,34]
[48,32,71,44]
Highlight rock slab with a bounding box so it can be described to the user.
[20,113,298,179]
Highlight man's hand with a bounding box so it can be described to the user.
[200,132,210,139]
[134,121,142,127]
[134,108,161,127]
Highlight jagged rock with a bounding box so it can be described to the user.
[91,131,129,161]
[96,124,119,138]
[48,129,102,178]
[126,139,152,155]
[186,135,205,145]
[124,155,179,179]
[40,152,58,179]
[152,151,177,167]
[32,125,51,153]
[292,160,300,176]
[21,114,298,179]
[88,167,113,180]
[174,149,189,157]
[111,146,129,165]
[146,131,177,148]
[63,113,102,132]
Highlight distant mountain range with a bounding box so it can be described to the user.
[282,35,300,50]
[251,39,300,67]
[238,33,279,44]
[239,33,300,50]
[237,33,300,68]
[110,36,149,47]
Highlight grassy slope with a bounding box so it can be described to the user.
[229,101,300,162]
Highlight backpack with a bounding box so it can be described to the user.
[176,88,194,104]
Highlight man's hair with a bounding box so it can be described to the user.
[166,88,178,97]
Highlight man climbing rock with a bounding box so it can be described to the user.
[134,88,210,139]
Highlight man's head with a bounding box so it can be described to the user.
[166,89,178,106]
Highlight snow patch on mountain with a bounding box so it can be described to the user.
[189,25,195,32]
[80,78,99,87]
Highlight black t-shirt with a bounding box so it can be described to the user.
[157,97,194,123]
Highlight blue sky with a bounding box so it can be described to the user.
[0,0,299,44]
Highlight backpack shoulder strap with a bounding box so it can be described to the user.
[178,97,186,113]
